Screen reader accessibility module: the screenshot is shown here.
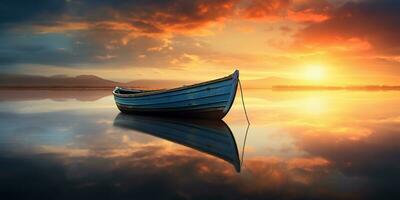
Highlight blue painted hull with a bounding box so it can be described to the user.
[113,113,241,172]
[113,70,239,119]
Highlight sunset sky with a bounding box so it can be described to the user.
[1,0,399,84]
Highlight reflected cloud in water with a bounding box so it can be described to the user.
[0,90,400,199]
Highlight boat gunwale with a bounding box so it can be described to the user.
[113,71,236,98]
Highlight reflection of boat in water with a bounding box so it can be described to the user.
[113,113,241,172]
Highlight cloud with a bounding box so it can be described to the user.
[0,0,67,27]
[296,0,400,54]
[1,0,399,78]
[0,0,241,69]
[238,0,331,22]
[239,0,291,19]
[5,0,238,34]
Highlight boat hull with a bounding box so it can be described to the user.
[116,105,227,119]
[113,70,239,119]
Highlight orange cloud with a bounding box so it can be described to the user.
[296,0,400,55]
[287,9,329,23]
[239,0,290,19]
[239,0,332,22]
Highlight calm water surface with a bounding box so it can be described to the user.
[1,89,399,199]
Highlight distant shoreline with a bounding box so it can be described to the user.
[1,85,400,91]
[272,85,400,91]
[0,86,115,90]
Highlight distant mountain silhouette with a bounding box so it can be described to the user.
[0,73,191,89]
[0,73,119,88]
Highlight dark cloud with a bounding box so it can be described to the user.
[0,0,67,28]
[297,0,400,54]
[0,31,96,67]
[0,0,240,69]
[1,0,238,33]
[94,0,237,30]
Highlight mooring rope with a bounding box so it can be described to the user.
[239,79,250,125]
[238,79,250,168]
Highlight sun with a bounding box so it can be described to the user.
[304,65,325,81]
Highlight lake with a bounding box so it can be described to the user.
[0,89,399,199]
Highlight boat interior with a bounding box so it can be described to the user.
[114,87,146,94]
[114,71,237,96]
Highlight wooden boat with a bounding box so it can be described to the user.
[113,113,241,172]
[113,70,239,119]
